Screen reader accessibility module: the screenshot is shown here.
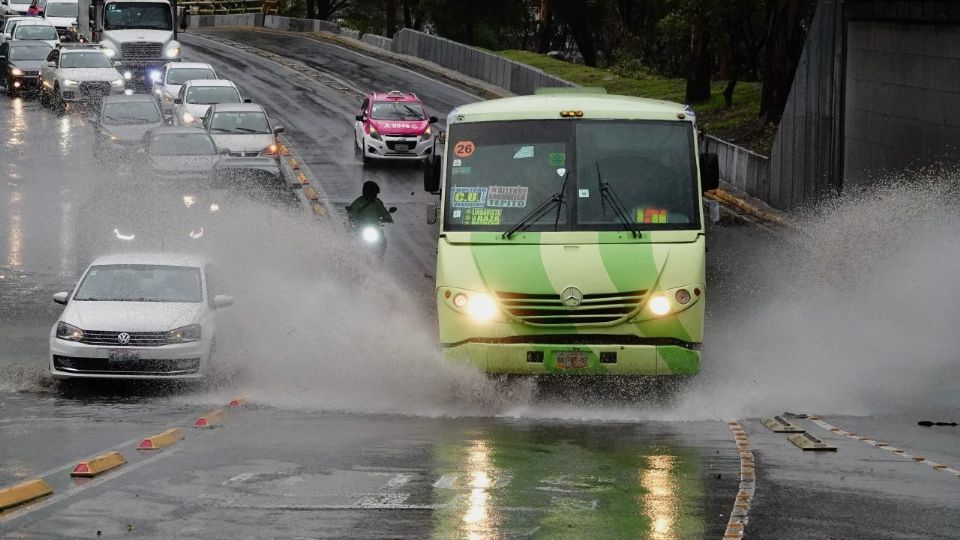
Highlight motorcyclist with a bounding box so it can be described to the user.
[346,181,394,227]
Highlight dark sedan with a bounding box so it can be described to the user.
[143,126,222,179]
[93,94,163,158]
[0,40,52,97]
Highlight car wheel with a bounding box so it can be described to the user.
[53,85,65,115]
[39,86,49,107]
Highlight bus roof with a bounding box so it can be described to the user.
[448,93,693,124]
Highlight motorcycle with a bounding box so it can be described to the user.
[355,206,397,260]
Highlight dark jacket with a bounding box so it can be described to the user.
[346,196,393,226]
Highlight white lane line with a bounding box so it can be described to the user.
[807,416,960,477]
[723,420,755,540]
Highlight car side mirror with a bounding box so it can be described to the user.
[388,206,397,213]
[273,125,284,135]
[173,98,182,104]
[53,292,69,305]
[46,60,55,67]
[429,116,438,124]
[426,202,438,225]
[213,294,234,308]
[0,55,6,61]
[699,152,720,191]
[355,115,364,122]
[423,155,441,193]
[3,34,11,41]
[113,60,121,68]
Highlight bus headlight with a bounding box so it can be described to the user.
[648,295,671,316]
[465,293,497,321]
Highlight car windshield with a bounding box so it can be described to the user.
[149,133,217,155]
[59,50,113,68]
[44,3,76,17]
[102,101,160,125]
[8,43,51,60]
[166,68,216,85]
[103,2,172,31]
[443,119,699,232]
[185,86,240,105]
[13,25,57,40]
[371,100,425,121]
[73,264,203,303]
[209,111,270,134]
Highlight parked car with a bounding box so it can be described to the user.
[200,102,283,158]
[49,253,232,380]
[39,44,124,111]
[151,61,217,113]
[93,93,163,157]
[0,40,52,96]
[172,78,241,127]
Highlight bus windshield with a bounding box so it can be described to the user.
[443,120,699,232]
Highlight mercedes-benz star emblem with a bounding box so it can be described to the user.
[561,287,583,308]
[117,332,131,345]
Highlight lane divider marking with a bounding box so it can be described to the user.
[724,420,755,539]
[70,451,126,478]
[137,428,186,450]
[195,408,228,428]
[0,479,53,512]
[807,416,960,477]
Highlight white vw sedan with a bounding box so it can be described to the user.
[49,254,232,380]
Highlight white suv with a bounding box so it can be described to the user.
[39,45,124,109]
[49,253,233,380]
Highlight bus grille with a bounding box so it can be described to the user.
[495,290,647,325]
[121,42,163,61]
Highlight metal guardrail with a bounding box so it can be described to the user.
[179,0,278,15]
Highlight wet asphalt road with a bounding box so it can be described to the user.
[1,28,959,539]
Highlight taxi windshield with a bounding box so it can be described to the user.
[371,101,425,121]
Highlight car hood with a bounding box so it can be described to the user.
[162,83,182,97]
[64,301,204,332]
[45,16,76,28]
[209,133,272,152]
[14,38,58,48]
[101,121,163,141]
[370,119,428,136]
[10,60,43,71]
[60,68,121,81]
[148,154,220,173]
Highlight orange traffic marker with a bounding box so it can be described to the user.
[297,172,310,184]
[71,452,126,478]
[304,187,319,201]
[289,159,300,170]
[281,145,291,156]
[0,479,53,511]
[311,202,327,216]
[228,398,244,408]
[195,408,228,428]
[137,428,185,450]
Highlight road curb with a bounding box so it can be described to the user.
[138,428,186,450]
[71,452,126,478]
[0,479,53,512]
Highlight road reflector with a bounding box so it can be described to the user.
[297,172,309,185]
[195,408,228,428]
[762,416,805,433]
[289,159,300,170]
[281,145,291,156]
[311,202,327,216]
[138,428,185,450]
[304,187,319,201]
[71,452,126,477]
[788,433,837,452]
[912,456,926,462]
[0,479,53,512]
[932,463,947,470]
[228,398,244,408]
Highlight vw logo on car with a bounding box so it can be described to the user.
[117,332,131,345]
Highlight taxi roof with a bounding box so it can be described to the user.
[370,90,420,103]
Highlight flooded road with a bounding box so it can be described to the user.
[1,29,959,538]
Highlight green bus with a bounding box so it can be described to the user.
[423,89,719,376]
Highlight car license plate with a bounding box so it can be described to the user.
[108,349,139,362]
[394,144,409,151]
[556,351,588,369]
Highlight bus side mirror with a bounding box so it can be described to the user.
[423,155,441,193]
[88,5,96,26]
[699,152,719,191]
[426,202,438,225]
[428,116,438,124]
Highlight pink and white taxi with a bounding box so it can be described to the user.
[354,90,438,163]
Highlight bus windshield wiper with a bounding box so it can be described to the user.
[503,170,570,239]
[596,162,641,238]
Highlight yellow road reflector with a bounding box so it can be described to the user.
[762,416,805,433]
[932,463,947,470]
[0,479,53,512]
[304,187,319,201]
[297,172,310,185]
[138,428,185,450]
[71,451,126,477]
[788,433,837,452]
[281,145,291,156]
[311,202,327,216]
[289,159,300,170]
[912,456,926,462]
[195,408,228,428]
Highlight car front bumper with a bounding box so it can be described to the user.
[362,134,432,160]
[60,84,125,102]
[49,338,209,380]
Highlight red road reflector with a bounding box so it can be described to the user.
[228,398,244,408]
[195,408,228,428]
[0,478,54,511]
[71,451,126,477]
[138,428,185,450]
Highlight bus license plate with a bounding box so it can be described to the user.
[556,351,588,369]
[108,350,139,362]
[394,144,409,151]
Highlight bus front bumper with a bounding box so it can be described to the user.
[441,341,700,376]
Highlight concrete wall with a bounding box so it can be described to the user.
[843,21,960,184]
[701,136,771,201]
[262,15,338,33]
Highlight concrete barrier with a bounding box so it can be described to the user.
[360,33,392,50]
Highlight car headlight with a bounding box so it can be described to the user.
[366,125,381,141]
[122,71,132,80]
[165,46,180,58]
[10,68,23,76]
[166,324,200,344]
[56,321,84,342]
[421,126,431,140]
[262,143,278,155]
[188,227,203,240]
[361,226,380,243]
[111,78,124,87]
[648,294,671,316]
[112,228,135,241]
[181,112,195,124]
[101,47,116,58]
[149,70,162,83]
[63,79,78,87]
